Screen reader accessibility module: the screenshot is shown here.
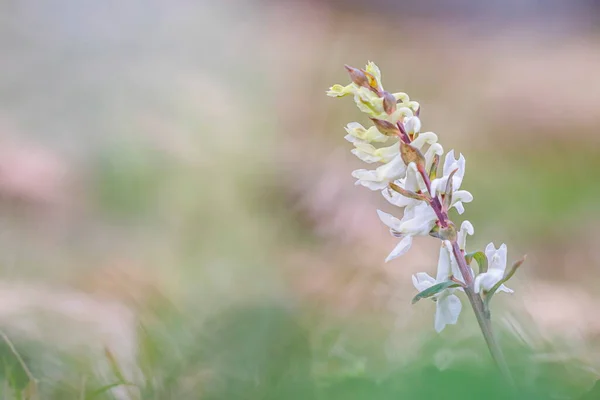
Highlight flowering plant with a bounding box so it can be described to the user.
[327,62,526,383]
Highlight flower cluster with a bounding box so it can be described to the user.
[328,62,523,332]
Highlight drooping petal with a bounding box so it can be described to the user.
[435,243,452,282]
[398,203,437,236]
[454,202,465,215]
[434,293,462,333]
[344,122,389,144]
[452,190,473,204]
[352,154,407,190]
[412,272,436,292]
[424,143,444,173]
[351,142,399,164]
[497,284,514,294]
[442,240,466,281]
[385,235,413,262]
[376,210,402,231]
[457,220,474,251]
[410,132,438,150]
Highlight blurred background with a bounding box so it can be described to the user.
[1,0,600,398]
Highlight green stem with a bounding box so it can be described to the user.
[451,242,514,386]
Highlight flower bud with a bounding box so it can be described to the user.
[429,222,457,241]
[370,118,400,137]
[400,142,426,170]
[344,65,370,89]
[382,91,397,115]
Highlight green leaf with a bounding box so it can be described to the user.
[466,251,487,273]
[412,281,460,304]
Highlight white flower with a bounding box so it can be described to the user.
[352,154,407,190]
[377,202,438,262]
[351,142,399,164]
[450,190,474,215]
[457,221,474,251]
[381,163,426,208]
[474,243,514,294]
[408,132,438,152]
[353,132,441,191]
[404,116,421,136]
[344,122,390,144]
[412,244,463,332]
[431,150,473,214]
[424,143,445,174]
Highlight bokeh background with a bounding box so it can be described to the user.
[1,0,600,398]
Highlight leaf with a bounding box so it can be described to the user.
[382,91,396,115]
[370,118,399,136]
[466,251,487,273]
[344,65,369,88]
[412,281,460,304]
[388,182,425,201]
[400,142,425,169]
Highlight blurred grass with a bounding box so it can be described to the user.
[1,304,596,399]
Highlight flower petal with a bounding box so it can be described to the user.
[404,116,421,135]
[452,190,473,204]
[454,202,465,215]
[474,270,504,293]
[410,132,438,149]
[497,284,514,294]
[385,235,413,262]
[484,242,496,264]
[434,294,462,333]
[457,220,474,250]
[382,187,416,208]
[412,272,436,291]
[435,243,452,282]
[376,210,402,231]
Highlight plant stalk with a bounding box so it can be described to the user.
[450,242,514,386]
[415,164,514,386]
